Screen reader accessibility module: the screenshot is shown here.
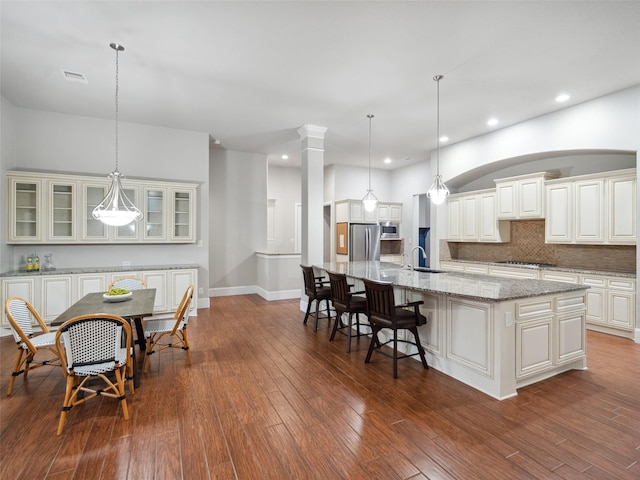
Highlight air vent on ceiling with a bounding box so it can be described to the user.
[62,70,87,83]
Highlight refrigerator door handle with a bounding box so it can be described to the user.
[365,229,369,258]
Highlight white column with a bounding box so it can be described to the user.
[298,125,327,311]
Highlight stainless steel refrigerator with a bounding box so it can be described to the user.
[349,223,381,261]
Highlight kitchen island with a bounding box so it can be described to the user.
[319,261,589,400]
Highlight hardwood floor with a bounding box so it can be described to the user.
[1,294,639,479]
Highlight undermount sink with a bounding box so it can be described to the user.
[413,267,443,273]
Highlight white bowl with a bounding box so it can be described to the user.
[103,291,133,302]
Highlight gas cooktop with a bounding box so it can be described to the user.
[494,261,555,268]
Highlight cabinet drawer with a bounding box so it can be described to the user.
[540,271,580,283]
[581,275,606,287]
[607,278,635,291]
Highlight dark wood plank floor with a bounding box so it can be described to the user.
[1,294,639,479]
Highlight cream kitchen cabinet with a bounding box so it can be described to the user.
[1,267,198,328]
[335,199,377,224]
[545,169,636,245]
[7,175,42,243]
[7,170,197,244]
[574,178,605,243]
[607,172,636,243]
[144,187,167,241]
[545,181,572,243]
[447,190,509,243]
[47,179,77,242]
[82,180,142,242]
[377,202,402,222]
[446,196,462,241]
[39,275,73,323]
[495,172,559,220]
[1,277,36,326]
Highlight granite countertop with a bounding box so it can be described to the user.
[0,264,199,277]
[442,259,636,279]
[319,261,589,302]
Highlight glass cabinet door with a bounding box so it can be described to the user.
[144,187,166,241]
[83,183,109,241]
[114,185,141,241]
[49,181,76,241]
[9,177,42,242]
[171,188,195,241]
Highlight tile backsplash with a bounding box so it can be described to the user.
[441,220,636,273]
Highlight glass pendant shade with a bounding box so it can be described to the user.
[92,169,143,226]
[362,189,378,212]
[92,42,142,227]
[426,174,450,205]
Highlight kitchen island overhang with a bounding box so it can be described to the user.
[318,261,589,400]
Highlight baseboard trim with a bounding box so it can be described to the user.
[209,286,302,302]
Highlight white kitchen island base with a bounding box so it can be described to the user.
[400,290,587,400]
[321,262,588,400]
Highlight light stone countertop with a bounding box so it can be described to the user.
[319,261,589,302]
[0,264,199,278]
[441,259,636,279]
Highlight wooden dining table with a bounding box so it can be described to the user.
[52,289,156,388]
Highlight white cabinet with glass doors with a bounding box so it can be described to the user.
[7,170,197,244]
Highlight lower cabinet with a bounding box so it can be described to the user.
[515,293,586,380]
[1,268,198,327]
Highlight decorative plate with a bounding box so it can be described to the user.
[103,291,133,302]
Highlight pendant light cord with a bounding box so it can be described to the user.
[114,45,120,171]
[434,75,442,177]
[367,114,374,189]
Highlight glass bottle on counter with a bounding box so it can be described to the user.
[42,253,56,272]
[32,253,40,272]
[26,253,33,272]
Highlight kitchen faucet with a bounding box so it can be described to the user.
[410,246,427,270]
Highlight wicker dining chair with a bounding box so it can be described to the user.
[108,276,146,291]
[55,313,134,435]
[143,285,194,372]
[5,296,60,396]
[108,276,147,351]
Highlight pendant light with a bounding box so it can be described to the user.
[92,43,143,227]
[362,114,378,212]
[427,75,450,205]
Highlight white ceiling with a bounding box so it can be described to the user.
[2,1,639,170]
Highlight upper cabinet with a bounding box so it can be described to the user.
[335,200,401,225]
[377,202,402,222]
[7,170,198,245]
[8,175,42,243]
[446,189,510,243]
[495,172,559,220]
[545,169,636,245]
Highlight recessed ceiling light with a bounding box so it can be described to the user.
[62,70,87,84]
[555,93,570,103]
[439,135,449,143]
[281,154,289,160]
[384,158,392,164]
[487,118,499,126]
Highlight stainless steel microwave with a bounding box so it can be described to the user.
[379,221,400,239]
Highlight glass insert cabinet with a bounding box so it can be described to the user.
[7,170,197,244]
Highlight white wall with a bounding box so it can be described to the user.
[1,104,211,305]
[436,85,640,184]
[331,164,391,202]
[209,148,267,293]
[0,98,17,273]
[267,164,300,253]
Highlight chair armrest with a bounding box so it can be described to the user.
[396,300,424,308]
